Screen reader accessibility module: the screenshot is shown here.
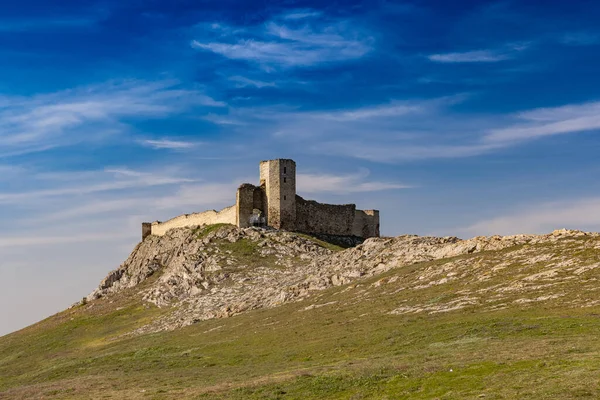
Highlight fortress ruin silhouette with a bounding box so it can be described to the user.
[142,159,380,240]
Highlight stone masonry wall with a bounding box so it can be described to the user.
[261,159,296,230]
[352,209,380,238]
[236,184,259,228]
[150,205,236,237]
[278,159,297,230]
[259,161,270,225]
[142,222,152,240]
[295,195,356,236]
[259,162,269,187]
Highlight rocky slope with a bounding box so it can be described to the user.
[87,225,600,333]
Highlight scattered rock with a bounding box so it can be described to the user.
[87,225,600,334]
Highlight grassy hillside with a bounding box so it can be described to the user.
[1,235,600,399]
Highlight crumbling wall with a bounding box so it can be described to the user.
[295,195,356,236]
[259,161,269,187]
[150,205,236,236]
[253,187,264,210]
[142,222,152,241]
[352,209,380,238]
[237,184,260,228]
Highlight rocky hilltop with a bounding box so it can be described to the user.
[4,225,600,399]
[87,225,600,334]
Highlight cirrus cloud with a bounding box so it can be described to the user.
[298,169,411,194]
[0,80,225,157]
[191,9,373,68]
[139,139,201,150]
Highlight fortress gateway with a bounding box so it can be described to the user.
[142,159,380,240]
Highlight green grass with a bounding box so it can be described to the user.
[217,238,282,272]
[2,239,600,399]
[295,233,345,252]
[194,224,235,238]
[219,238,260,258]
[194,224,345,253]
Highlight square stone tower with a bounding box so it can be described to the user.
[259,159,297,230]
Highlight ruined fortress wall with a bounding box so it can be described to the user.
[236,184,258,228]
[352,209,380,238]
[150,205,236,236]
[259,162,269,186]
[143,159,380,240]
[295,196,356,236]
[260,161,276,227]
[259,161,270,224]
[295,196,380,238]
[142,222,152,240]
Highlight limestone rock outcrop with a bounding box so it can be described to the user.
[87,226,599,333]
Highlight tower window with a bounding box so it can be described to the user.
[284,177,287,183]
[284,167,287,174]
[284,195,287,200]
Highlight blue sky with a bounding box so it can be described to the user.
[2,0,600,335]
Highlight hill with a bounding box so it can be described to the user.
[1,225,600,399]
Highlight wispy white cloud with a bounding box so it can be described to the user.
[191,9,373,68]
[298,169,410,194]
[30,182,238,224]
[191,37,370,67]
[429,50,511,63]
[483,101,600,144]
[429,43,530,63]
[139,139,200,150]
[0,168,197,205]
[213,98,445,128]
[0,232,133,248]
[228,75,276,88]
[281,10,323,20]
[0,165,26,180]
[150,183,237,211]
[208,95,504,161]
[202,113,246,125]
[459,197,600,236]
[314,141,504,162]
[314,102,423,121]
[0,80,224,157]
[560,31,600,46]
[205,94,600,163]
[324,99,600,161]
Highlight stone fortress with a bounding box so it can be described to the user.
[142,159,380,241]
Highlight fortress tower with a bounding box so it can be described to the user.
[143,158,379,241]
[259,159,296,230]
